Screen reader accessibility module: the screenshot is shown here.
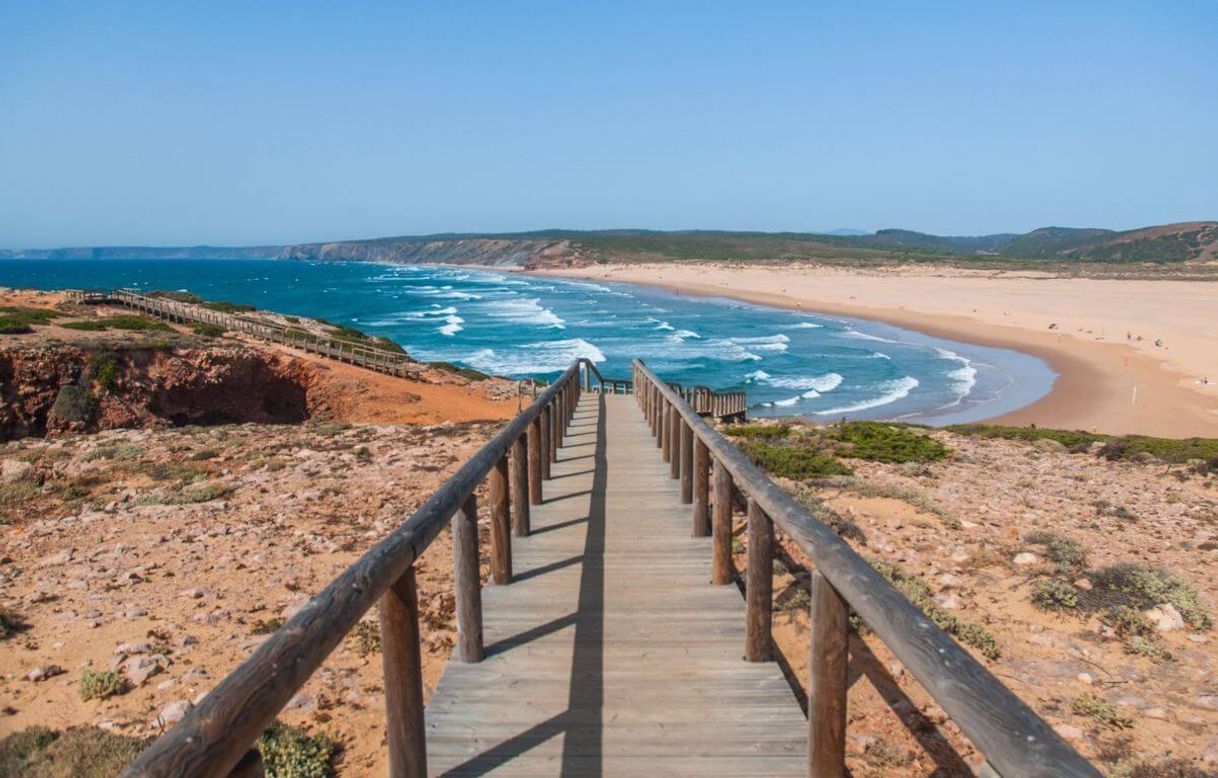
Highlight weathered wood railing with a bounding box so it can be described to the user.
[119,360,594,778]
[632,359,1100,778]
[578,364,747,420]
[65,289,424,379]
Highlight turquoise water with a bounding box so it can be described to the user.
[0,259,1054,423]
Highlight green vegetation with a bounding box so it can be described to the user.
[0,725,149,778]
[1091,563,1211,630]
[1071,694,1134,729]
[723,423,790,440]
[149,290,205,304]
[745,442,853,478]
[1031,578,1080,611]
[251,617,284,635]
[0,306,59,334]
[83,444,143,462]
[136,482,232,506]
[258,722,337,778]
[824,421,950,463]
[89,352,121,392]
[806,475,961,530]
[348,620,382,657]
[430,361,492,381]
[1023,531,1089,572]
[79,670,127,701]
[946,424,1218,464]
[326,323,406,355]
[64,315,171,332]
[869,559,1001,660]
[0,479,40,507]
[191,322,225,337]
[203,300,256,313]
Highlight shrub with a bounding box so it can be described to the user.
[0,479,40,506]
[1091,563,1211,630]
[429,361,491,381]
[0,608,29,639]
[88,352,121,392]
[828,421,950,463]
[723,423,790,440]
[137,482,232,506]
[191,323,225,338]
[0,306,59,331]
[869,559,1000,660]
[251,618,284,635]
[1103,605,1157,639]
[203,300,256,313]
[150,290,204,304]
[83,444,143,462]
[945,423,1105,450]
[1024,531,1089,571]
[79,670,127,701]
[0,725,148,778]
[1071,694,1133,729]
[745,442,853,479]
[1123,636,1172,662]
[258,722,337,778]
[348,620,381,657]
[1032,578,1080,611]
[60,320,108,331]
[97,315,171,332]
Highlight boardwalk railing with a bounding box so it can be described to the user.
[632,359,1099,778]
[65,289,424,379]
[578,362,747,420]
[120,360,593,778]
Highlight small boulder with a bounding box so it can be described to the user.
[123,655,162,686]
[1013,552,1039,566]
[1144,604,1185,633]
[1,459,34,484]
[157,700,192,727]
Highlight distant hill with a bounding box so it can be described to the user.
[4,222,1215,267]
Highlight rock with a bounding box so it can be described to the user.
[36,547,74,568]
[937,573,965,589]
[123,655,162,686]
[1013,552,1039,566]
[177,634,198,647]
[157,700,192,727]
[114,641,152,656]
[1144,604,1185,632]
[1195,694,1218,710]
[1,459,34,483]
[1055,724,1085,741]
[935,593,962,610]
[180,587,205,599]
[1076,673,1093,685]
[27,665,64,682]
[1073,578,1092,591]
[1145,707,1169,720]
[1033,438,1068,452]
[285,692,317,713]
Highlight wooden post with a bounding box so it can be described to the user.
[490,455,512,584]
[510,433,530,536]
[661,403,672,462]
[551,398,561,460]
[679,420,694,504]
[745,497,773,661]
[693,438,710,537]
[540,406,552,480]
[380,567,427,778]
[527,416,543,505]
[669,407,680,480]
[809,571,849,778]
[452,494,483,662]
[712,460,733,585]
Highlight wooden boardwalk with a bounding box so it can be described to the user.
[425,394,806,776]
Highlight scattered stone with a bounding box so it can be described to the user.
[1,459,34,483]
[156,699,192,727]
[180,587,205,599]
[1145,604,1185,633]
[1013,552,1039,566]
[123,655,162,686]
[26,665,65,682]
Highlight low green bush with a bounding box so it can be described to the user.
[745,442,853,479]
[828,421,950,463]
[430,361,491,381]
[60,320,108,331]
[191,322,225,338]
[203,300,256,313]
[0,725,148,778]
[1091,563,1211,630]
[946,424,1218,464]
[259,722,337,778]
[723,423,790,440]
[79,670,127,701]
[1024,531,1089,572]
[0,306,59,332]
[1031,578,1080,611]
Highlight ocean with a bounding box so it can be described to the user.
[0,259,1055,424]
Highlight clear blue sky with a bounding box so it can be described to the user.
[2,1,1215,248]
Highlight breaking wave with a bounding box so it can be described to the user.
[813,376,920,416]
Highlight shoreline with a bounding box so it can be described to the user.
[531,264,1218,438]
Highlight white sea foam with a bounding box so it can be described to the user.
[933,348,978,406]
[729,334,789,353]
[813,376,919,416]
[437,314,465,336]
[654,321,675,331]
[485,297,565,329]
[745,369,772,382]
[787,322,822,329]
[462,338,606,375]
[841,329,895,343]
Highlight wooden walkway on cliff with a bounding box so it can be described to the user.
[121,360,1100,778]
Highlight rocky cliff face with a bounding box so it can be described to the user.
[277,237,586,268]
[0,344,315,440]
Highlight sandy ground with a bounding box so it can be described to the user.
[535,264,1218,438]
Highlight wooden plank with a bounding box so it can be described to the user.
[745,498,773,662]
[452,495,483,663]
[381,568,426,778]
[809,572,848,778]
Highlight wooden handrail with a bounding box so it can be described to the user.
[632,359,1099,778]
[120,360,593,778]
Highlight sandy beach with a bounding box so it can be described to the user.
[534,263,1218,438]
